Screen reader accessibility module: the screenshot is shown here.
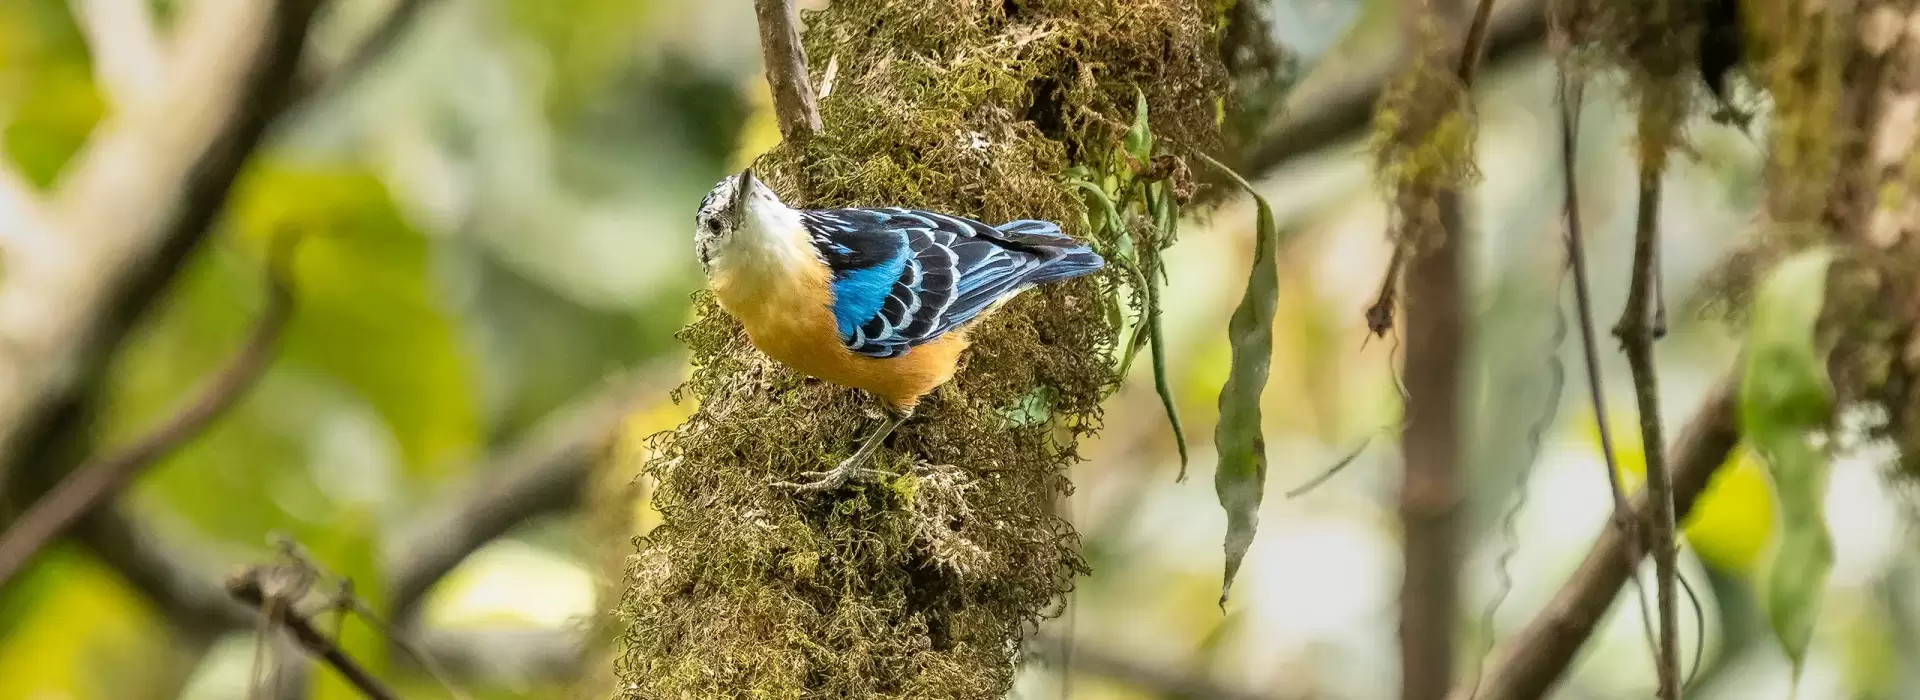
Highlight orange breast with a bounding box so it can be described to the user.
[711,262,968,412]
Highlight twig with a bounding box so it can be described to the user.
[0,235,299,588]
[1285,435,1373,498]
[1614,162,1681,700]
[228,566,400,700]
[293,0,442,106]
[1030,634,1306,700]
[279,535,477,700]
[1454,0,1502,82]
[0,0,324,498]
[71,0,168,109]
[1238,0,1545,177]
[75,504,586,685]
[1553,57,1664,683]
[386,365,679,624]
[751,0,823,143]
[74,505,255,633]
[1365,244,1405,339]
[1456,376,1739,700]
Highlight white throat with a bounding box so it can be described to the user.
[709,196,818,288]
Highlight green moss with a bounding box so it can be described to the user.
[617,1,1228,698]
[1367,17,1477,251]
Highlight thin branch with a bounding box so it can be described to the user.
[1614,162,1681,700]
[0,0,324,498]
[752,0,824,143]
[1030,635,1308,700]
[72,0,169,109]
[0,235,298,589]
[77,504,587,686]
[386,365,679,624]
[77,505,255,633]
[1237,0,1545,177]
[1457,376,1739,700]
[292,0,443,106]
[228,567,401,700]
[1454,0,1501,81]
[1555,54,1662,679]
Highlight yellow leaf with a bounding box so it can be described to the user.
[1576,411,1776,574]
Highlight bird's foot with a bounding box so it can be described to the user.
[773,460,900,494]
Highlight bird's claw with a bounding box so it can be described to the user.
[773,464,898,494]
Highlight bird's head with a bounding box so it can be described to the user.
[694,167,789,274]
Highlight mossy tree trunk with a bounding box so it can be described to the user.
[616,1,1230,697]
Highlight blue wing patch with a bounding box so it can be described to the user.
[801,208,1105,358]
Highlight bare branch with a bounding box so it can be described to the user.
[72,0,169,109]
[1555,50,1661,675]
[1457,377,1739,700]
[78,504,589,687]
[0,236,297,589]
[1237,0,1545,177]
[752,0,823,143]
[293,0,443,106]
[386,364,680,623]
[1030,635,1307,700]
[228,566,401,700]
[1615,149,1682,700]
[0,0,324,497]
[77,506,255,634]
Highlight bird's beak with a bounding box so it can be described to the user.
[731,167,755,219]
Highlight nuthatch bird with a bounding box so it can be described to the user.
[694,169,1104,492]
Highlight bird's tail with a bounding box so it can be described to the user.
[993,220,1105,286]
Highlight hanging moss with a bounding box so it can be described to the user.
[615,1,1228,698]
[1368,16,1479,251]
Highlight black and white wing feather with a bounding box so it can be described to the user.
[801,207,1104,358]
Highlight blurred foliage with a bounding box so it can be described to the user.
[0,0,101,187]
[1582,413,1777,574]
[0,2,1914,700]
[1741,247,1836,676]
[0,0,741,696]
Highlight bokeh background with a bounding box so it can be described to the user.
[1,0,1913,698]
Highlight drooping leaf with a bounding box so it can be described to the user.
[1738,246,1835,678]
[1147,184,1188,475]
[1195,152,1278,607]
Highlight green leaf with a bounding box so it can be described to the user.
[1738,246,1835,678]
[1124,88,1153,165]
[0,0,103,186]
[1147,185,1187,475]
[231,163,481,477]
[1194,152,1278,607]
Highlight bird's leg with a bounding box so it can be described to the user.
[775,408,912,494]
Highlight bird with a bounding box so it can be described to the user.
[693,167,1105,493]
